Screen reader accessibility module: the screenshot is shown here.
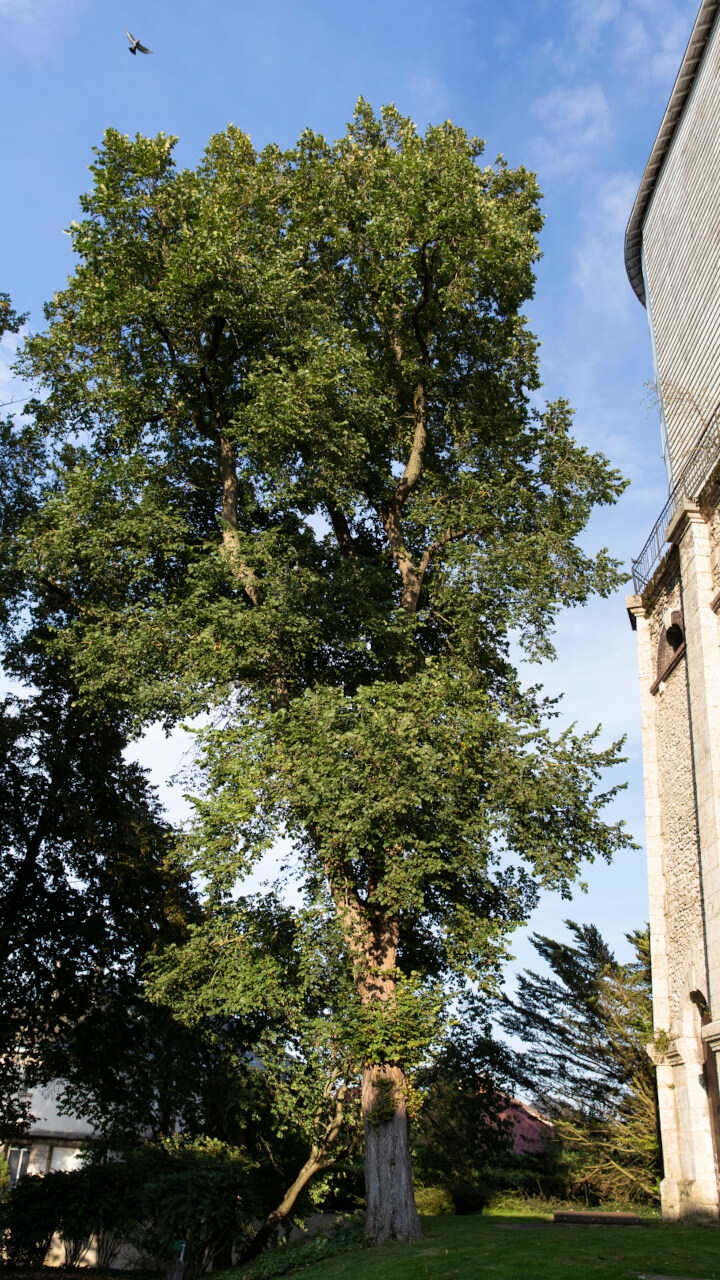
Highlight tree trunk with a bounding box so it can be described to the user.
[335,899,423,1246]
[362,1063,421,1244]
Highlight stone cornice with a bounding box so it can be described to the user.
[626,593,644,631]
[625,0,720,305]
[702,1019,720,1052]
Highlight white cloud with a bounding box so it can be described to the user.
[573,169,639,319]
[530,83,612,176]
[570,0,698,83]
[0,0,77,57]
[570,0,622,52]
[648,12,698,82]
[534,83,611,145]
[0,0,64,18]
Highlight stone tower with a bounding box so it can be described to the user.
[626,0,720,1221]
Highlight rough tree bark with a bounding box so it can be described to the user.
[348,904,422,1243]
[362,1063,421,1243]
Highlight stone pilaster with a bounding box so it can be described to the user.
[666,500,720,1212]
[627,592,684,1214]
[627,595,672,1030]
[667,502,720,1011]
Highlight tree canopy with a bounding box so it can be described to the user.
[4,102,633,1242]
[0,654,207,1137]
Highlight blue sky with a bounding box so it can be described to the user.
[0,0,701,978]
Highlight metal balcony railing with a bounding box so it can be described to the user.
[631,405,720,593]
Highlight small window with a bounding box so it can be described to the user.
[7,1147,29,1185]
[50,1146,83,1173]
[656,609,684,681]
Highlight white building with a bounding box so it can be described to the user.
[626,0,720,1221]
[2,1082,95,1184]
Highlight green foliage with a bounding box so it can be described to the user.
[414,1186,455,1216]
[501,923,661,1203]
[652,1027,671,1058]
[0,1169,60,1266]
[0,292,26,340]
[1,1139,257,1278]
[411,1011,515,1191]
[147,896,364,1213]
[4,104,634,1226]
[0,1152,9,1201]
[53,1160,137,1270]
[125,1136,257,1278]
[0,657,209,1137]
[367,1078,396,1129]
[243,1221,366,1278]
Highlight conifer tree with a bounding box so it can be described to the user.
[501,924,661,1202]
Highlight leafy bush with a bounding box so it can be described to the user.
[410,1018,516,1194]
[0,1171,60,1266]
[414,1185,455,1215]
[241,1221,365,1278]
[0,1153,9,1202]
[0,1136,257,1277]
[55,1160,138,1269]
[448,1180,489,1215]
[481,1156,557,1196]
[121,1136,257,1279]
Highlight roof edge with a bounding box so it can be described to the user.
[625,0,720,306]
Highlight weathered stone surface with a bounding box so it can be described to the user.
[627,1,720,1222]
[630,529,720,1219]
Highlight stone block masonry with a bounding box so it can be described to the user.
[625,0,720,1220]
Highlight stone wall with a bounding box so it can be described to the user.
[629,499,720,1219]
[655,654,705,1030]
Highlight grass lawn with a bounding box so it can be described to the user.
[246,1212,720,1280]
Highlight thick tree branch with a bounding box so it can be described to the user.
[326,502,356,557]
[394,376,427,510]
[205,316,226,362]
[235,1077,351,1266]
[151,319,218,442]
[417,525,474,578]
[218,435,261,608]
[0,772,66,969]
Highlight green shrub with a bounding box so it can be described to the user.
[448,1180,489,1215]
[0,1171,60,1266]
[121,1136,258,1279]
[414,1185,455,1215]
[55,1161,137,1269]
[241,1221,365,1278]
[0,1153,9,1202]
[0,1136,257,1277]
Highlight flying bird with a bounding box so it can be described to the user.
[126,30,152,55]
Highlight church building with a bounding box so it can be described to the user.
[626,0,720,1220]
